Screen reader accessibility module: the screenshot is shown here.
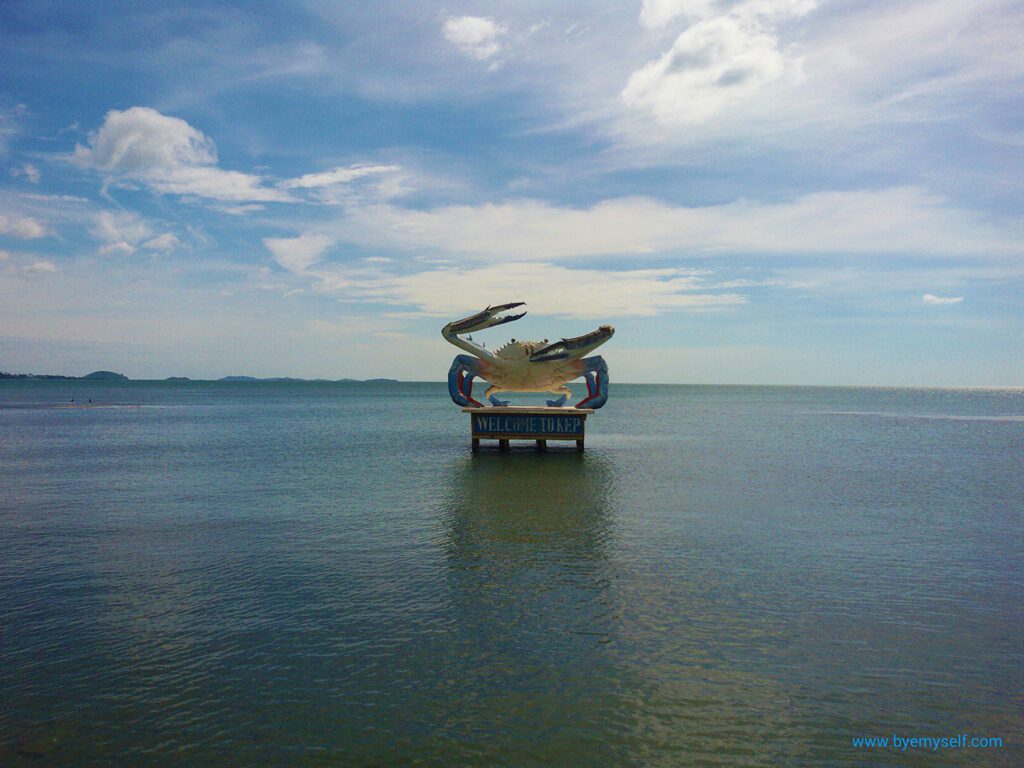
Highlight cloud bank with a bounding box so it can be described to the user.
[272,255,746,320]
[331,188,1018,260]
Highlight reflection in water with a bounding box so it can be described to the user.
[437,451,809,766]
[441,450,619,649]
[426,453,630,760]
[444,451,616,566]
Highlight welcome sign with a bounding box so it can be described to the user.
[472,412,585,437]
[463,406,594,448]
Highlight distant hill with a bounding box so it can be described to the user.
[1,371,71,379]
[82,370,129,380]
[1,370,398,383]
[0,370,128,380]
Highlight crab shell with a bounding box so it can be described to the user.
[479,339,587,392]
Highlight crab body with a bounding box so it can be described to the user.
[442,303,613,409]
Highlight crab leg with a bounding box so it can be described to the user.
[574,356,609,409]
[448,354,486,407]
[546,386,572,408]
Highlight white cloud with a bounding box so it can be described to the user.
[75,107,215,172]
[334,188,1019,260]
[146,165,291,201]
[0,103,27,158]
[776,264,1023,297]
[0,250,61,280]
[443,16,506,60]
[640,0,818,29]
[309,261,744,319]
[21,260,59,276]
[601,0,1019,151]
[92,210,151,246]
[73,107,291,202]
[781,0,1024,132]
[98,242,136,256]
[91,210,151,255]
[622,16,790,125]
[741,0,818,19]
[922,293,964,305]
[0,213,48,239]
[281,164,401,189]
[19,192,90,203]
[90,210,179,255]
[264,233,333,274]
[142,233,181,251]
[216,204,265,216]
[641,0,704,28]
[11,163,41,183]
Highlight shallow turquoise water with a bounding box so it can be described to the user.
[1,381,1021,766]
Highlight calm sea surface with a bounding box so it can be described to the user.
[1,381,1021,767]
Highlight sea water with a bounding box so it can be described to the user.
[1,381,1021,766]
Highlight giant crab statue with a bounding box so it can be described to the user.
[443,302,614,409]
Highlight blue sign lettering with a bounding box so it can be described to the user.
[472,413,584,436]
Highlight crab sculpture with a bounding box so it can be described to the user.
[443,302,614,409]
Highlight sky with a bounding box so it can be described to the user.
[0,0,1021,384]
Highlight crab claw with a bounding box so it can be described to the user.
[443,302,527,336]
[530,324,615,362]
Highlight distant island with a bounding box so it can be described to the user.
[1,370,399,383]
[0,370,129,380]
[83,370,129,380]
